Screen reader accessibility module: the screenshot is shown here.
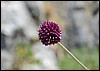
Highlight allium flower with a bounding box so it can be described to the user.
[37,20,89,70]
[38,20,61,46]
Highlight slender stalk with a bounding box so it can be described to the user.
[58,42,89,70]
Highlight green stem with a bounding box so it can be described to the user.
[58,42,89,70]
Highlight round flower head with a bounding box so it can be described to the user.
[38,20,62,46]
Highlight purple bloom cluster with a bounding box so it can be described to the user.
[38,20,61,46]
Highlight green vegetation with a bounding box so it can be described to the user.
[14,42,40,69]
[58,47,99,70]
[14,42,99,70]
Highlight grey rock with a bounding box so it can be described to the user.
[20,64,43,70]
[1,50,15,70]
[51,1,99,49]
[1,1,38,39]
[1,1,40,70]
[92,11,99,46]
[31,42,59,70]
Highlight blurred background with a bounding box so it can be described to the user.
[1,1,99,70]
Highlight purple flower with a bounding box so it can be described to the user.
[38,20,62,46]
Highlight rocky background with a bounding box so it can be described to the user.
[1,1,99,70]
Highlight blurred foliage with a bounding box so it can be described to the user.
[14,41,99,70]
[58,47,99,70]
[13,42,40,70]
